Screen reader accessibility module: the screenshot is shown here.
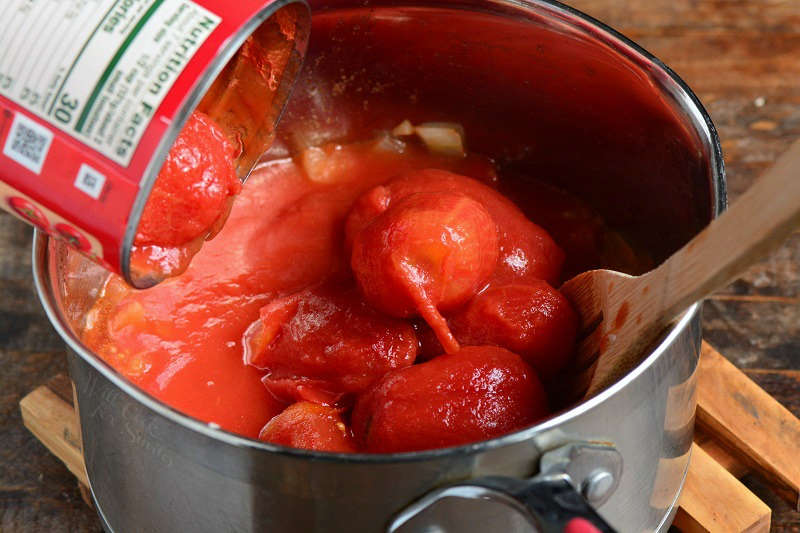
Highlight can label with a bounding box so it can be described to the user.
[0,0,221,166]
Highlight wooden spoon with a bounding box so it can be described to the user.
[561,139,800,400]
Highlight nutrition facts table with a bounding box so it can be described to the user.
[0,0,220,166]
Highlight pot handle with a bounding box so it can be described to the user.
[388,443,621,533]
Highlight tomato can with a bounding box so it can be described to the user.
[0,0,309,287]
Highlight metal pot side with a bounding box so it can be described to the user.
[33,0,725,531]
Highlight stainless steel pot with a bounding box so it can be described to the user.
[33,0,725,531]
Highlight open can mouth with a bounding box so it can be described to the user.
[32,0,725,531]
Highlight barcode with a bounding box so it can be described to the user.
[74,163,106,200]
[3,113,53,174]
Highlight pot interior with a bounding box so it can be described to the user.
[46,0,721,426]
[268,1,720,260]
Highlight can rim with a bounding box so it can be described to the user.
[33,0,726,464]
[120,0,311,288]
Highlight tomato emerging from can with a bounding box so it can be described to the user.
[0,0,309,287]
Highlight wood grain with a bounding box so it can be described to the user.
[704,297,800,372]
[697,342,800,511]
[694,426,749,479]
[674,443,771,533]
[0,347,102,533]
[19,385,88,488]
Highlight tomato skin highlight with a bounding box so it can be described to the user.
[352,346,549,453]
[347,169,565,287]
[259,402,356,453]
[350,191,498,353]
[449,281,579,380]
[350,191,499,314]
[243,280,419,405]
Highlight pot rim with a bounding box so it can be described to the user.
[33,0,725,464]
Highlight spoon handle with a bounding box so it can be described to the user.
[643,139,800,321]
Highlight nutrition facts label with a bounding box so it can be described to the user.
[0,0,221,166]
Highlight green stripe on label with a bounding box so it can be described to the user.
[75,0,166,134]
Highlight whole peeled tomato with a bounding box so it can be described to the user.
[352,346,549,453]
[242,280,418,405]
[8,197,49,230]
[350,191,498,353]
[135,111,240,247]
[449,281,578,380]
[258,402,356,453]
[54,223,92,252]
[346,169,564,286]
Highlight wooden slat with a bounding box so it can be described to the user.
[694,426,749,479]
[674,443,771,533]
[697,341,800,510]
[46,373,74,404]
[19,384,88,488]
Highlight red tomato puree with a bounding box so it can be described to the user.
[81,132,645,453]
[130,112,241,282]
[128,7,300,283]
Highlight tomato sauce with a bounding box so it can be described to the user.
[130,112,241,283]
[83,137,501,438]
[81,132,646,450]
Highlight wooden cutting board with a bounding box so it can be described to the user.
[19,341,800,532]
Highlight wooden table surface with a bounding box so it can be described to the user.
[1,1,799,531]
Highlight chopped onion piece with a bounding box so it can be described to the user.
[374,132,407,153]
[414,123,465,157]
[300,146,332,183]
[300,146,353,184]
[391,120,466,157]
[299,144,362,184]
[419,121,466,139]
[392,119,415,136]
